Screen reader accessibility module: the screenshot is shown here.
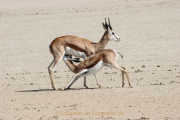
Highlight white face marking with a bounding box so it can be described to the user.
[80,61,105,77]
[65,47,87,59]
[109,31,120,42]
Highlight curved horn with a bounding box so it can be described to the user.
[108,17,112,30]
[108,17,111,26]
[105,17,107,25]
[105,17,109,29]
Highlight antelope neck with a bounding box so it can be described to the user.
[93,31,110,53]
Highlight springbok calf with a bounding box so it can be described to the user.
[62,49,132,90]
[48,18,120,90]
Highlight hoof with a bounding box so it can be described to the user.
[53,87,58,91]
[122,82,125,87]
[84,85,89,89]
[129,85,133,88]
[60,88,65,91]
[98,84,103,88]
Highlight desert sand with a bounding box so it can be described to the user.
[0,0,180,119]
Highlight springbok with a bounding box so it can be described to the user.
[61,49,132,90]
[48,18,120,90]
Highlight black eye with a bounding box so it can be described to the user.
[112,32,114,35]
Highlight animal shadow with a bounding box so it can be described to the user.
[16,87,97,92]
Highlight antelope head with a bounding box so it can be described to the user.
[102,18,120,42]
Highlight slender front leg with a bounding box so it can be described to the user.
[94,74,102,88]
[122,71,125,87]
[83,57,88,88]
[83,74,102,88]
[61,75,80,91]
[61,69,88,91]
[84,77,88,88]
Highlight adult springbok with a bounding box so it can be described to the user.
[61,49,132,90]
[48,18,120,90]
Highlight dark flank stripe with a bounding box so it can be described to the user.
[85,55,102,69]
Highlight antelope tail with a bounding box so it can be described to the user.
[116,50,124,59]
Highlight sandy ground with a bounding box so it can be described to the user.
[0,0,180,119]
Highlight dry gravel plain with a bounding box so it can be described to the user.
[0,0,180,120]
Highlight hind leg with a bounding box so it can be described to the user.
[48,52,65,90]
[108,62,132,88]
[124,68,132,88]
[118,65,132,88]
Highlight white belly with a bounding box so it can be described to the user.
[80,61,105,77]
[65,47,87,59]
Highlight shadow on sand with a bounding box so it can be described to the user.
[16,87,97,92]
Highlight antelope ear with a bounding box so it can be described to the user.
[102,23,107,30]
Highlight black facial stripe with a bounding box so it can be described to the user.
[112,33,118,39]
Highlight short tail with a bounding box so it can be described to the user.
[115,50,123,59]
